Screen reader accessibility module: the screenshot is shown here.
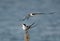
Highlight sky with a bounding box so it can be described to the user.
[0,0,60,41]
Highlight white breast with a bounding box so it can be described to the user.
[22,24,26,30]
[30,13,34,16]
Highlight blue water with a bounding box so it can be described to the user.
[0,0,60,41]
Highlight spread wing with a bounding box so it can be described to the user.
[19,14,30,21]
[28,21,39,29]
[25,22,35,31]
[32,12,55,15]
[48,12,56,14]
[23,13,45,21]
[29,22,35,28]
[23,14,30,20]
[32,13,45,15]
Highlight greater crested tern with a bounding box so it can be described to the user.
[19,12,55,21]
[21,22,35,31]
[21,12,45,21]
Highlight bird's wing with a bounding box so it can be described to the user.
[32,13,45,15]
[32,12,56,15]
[29,22,35,27]
[29,20,39,29]
[23,14,31,21]
[19,14,30,21]
[48,12,56,14]
[31,23,38,28]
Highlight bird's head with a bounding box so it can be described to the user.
[23,24,26,26]
[30,13,34,16]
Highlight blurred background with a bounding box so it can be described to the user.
[0,0,60,41]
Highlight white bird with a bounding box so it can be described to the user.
[19,12,55,21]
[21,22,35,31]
[21,12,45,21]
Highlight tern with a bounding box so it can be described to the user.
[20,12,45,21]
[21,22,35,31]
[19,12,55,21]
